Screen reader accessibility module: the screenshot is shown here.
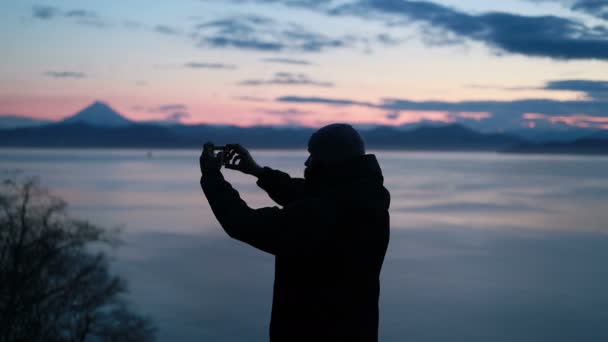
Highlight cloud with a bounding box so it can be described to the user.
[260,58,312,65]
[572,0,608,20]
[226,0,608,60]
[150,104,188,113]
[328,0,608,60]
[395,201,549,213]
[32,5,105,26]
[255,108,312,116]
[192,15,356,52]
[239,72,334,87]
[32,6,59,19]
[230,0,330,7]
[154,25,180,35]
[184,62,237,69]
[234,96,270,102]
[543,80,608,100]
[386,111,400,120]
[376,33,408,46]
[277,96,370,106]
[524,113,608,128]
[277,79,608,129]
[532,0,608,21]
[165,111,191,123]
[136,104,191,123]
[64,9,98,19]
[471,79,608,100]
[44,71,86,79]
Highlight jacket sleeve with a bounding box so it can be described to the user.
[201,169,336,256]
[255,166,307,207]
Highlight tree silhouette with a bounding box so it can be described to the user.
[0,173,156,341]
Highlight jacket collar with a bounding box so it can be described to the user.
[305,154,384,192]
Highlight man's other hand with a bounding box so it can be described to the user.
[200,142,223,175]
[225,144,264,177]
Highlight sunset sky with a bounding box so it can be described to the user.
[1,0,607,130]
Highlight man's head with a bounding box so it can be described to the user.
[304,123,365,181]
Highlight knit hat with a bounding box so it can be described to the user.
[307,123,365,164]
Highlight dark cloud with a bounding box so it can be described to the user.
[255,108,312,116]
[32,5,104,26]
[537,0,608,21]
[32,6,59,19]
[277,79,608,129]
[395,201,551,214]
[184,62,237,69]
[239,72,334,87]
[153,104,188,113]
[65,9,98,19]
[260,58,312,65]
[386,111,400,120]
[136,105,191,123]
[227,0,608,60]
[165,111,191,123]
[376,33,407,46]
[377,98,607,117]
[277,96,370,106]
[328,0,608,60]
[572,0,608,20]
[229,0,330,7]
[154,25,180,35]
[44,71,86,79]
[234,96,270,102]
[192,15,355,52]
[534,0,608,20]
[470,79,608,101]
[544,80,608,100]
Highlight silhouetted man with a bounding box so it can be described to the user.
[199,123,390,341]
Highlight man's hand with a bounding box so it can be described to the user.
[225,144,264,177]
[200,142,223,175]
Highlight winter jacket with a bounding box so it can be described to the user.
[200,154,390,341]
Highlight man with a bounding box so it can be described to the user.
[199,123,390,341]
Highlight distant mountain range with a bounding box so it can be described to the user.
[0,101,607,154]
[0,115,51,129]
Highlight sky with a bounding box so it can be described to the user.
[0,0,607,130]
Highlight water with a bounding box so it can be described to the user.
[1,148,608,341]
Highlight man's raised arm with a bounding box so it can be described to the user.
[224,144,308,206]
[255,167,306,207]
[200,143,335,256]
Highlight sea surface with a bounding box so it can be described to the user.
[1,148,608,341]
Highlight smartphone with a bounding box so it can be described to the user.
[212,146,230,166]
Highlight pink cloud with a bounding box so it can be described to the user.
[524,113,608,129]
[454,112,491,121]
[523,113,547,120]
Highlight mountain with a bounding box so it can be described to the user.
[362,124,522,151]
[590,130,608,140]
[507,127,599,143]
[0,115,52,129]
[169,124,314,148]
[396,120,453,131]
[0,121,525,151]
[0,100,605,153]
[61,101,132,127]
[0,122,185,147]
[506,138,608,155]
